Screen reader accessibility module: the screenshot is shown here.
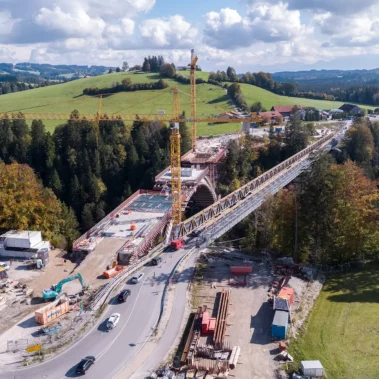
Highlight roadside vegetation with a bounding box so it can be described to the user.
[289,263,379,379]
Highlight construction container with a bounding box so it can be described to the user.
[103,265,127,278]
[201,312,210,334]
[301,360,324,377]
[35,299,69,325]
[271,310,288,339]
[273,297,290,312]
[230,266,253,275]
[278,287,295,306]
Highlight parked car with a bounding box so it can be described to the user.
[106,313,121,331]
[0,262,10,270]
[76,356,96,375]
[117,289,131,302]
[151,257,162,266]
[131,272,144,284]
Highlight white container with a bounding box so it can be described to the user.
[301,360,323,377]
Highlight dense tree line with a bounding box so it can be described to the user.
[222,118,379,265]
[142,56,165,73]
[159,63,206,85]
[83,78,168,96]
[0,82,33,94]
[0,114,192,240]
[0,162,79,249]
[217,107,310,195]
[209,68,297,96]
[227,83,249,111]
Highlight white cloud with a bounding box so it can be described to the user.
[139,15,198,48]
[245,0,378,15]
[313,9,379,47]
[204,3,311,49]
[35,6,106,38]
[0,46,16,61]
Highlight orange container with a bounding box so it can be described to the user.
[103,266,127,278]
[35,299,69,325]
[278,287,295,305]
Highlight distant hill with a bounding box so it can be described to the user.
[0,62,114,80]
[273,68,379,92]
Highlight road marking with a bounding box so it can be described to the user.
[95,270,154,361]
[11,267,153,377]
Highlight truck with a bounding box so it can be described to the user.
[43,273,87,300]
[170,239,185,250]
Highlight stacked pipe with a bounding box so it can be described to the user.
[213,289,231,350]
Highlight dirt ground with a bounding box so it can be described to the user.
[192,249,279,379]
[72,238,126,288]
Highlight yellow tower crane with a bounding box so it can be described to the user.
[190,49,199,152]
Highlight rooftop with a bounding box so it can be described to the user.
[1,230,41,240]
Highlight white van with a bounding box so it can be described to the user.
[131,272,144,284]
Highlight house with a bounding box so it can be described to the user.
[339,103,361,115]
[258,111,282,124]
[271,105,305,120]
[0,230,50,263]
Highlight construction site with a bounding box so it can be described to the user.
[152,248,324,379]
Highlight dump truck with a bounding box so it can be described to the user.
[170,239,185,250]
[43,273,87,300]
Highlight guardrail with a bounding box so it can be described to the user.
[91,242,165,311]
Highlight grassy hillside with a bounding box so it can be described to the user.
[290,264,379,379]
[239,83,374,111]
[0,71,372,136]
[0,72,232,135]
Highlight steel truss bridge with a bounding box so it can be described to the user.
[176,132,339,244]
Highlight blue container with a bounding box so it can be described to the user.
[271,310,288,339]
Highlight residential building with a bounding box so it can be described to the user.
[258,111,282,124]
[0,230,50,263]
[338,103,362,115]
[271,105,305,120]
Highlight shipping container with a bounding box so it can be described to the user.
[230,266,253,275]
[103,265,127,278]
[278,287,295,305]
[271,310,288,339]
[301,360,324,377]
[35,299,69,325]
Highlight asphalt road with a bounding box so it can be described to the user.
[1,242,197,379]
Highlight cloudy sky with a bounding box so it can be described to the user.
[1,0,379,72]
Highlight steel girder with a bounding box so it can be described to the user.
[177,133,334,238]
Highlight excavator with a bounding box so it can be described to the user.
[43,273,88,300]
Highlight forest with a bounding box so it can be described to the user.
[220,115,379,265]
[0,113,192,249]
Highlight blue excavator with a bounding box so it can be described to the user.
[43,273,87,300]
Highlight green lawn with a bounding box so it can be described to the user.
[0,72,234,136]
[239,83,375,111]
[289,264,379,379]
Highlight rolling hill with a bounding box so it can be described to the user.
[0,71,371,136]
[0,71,234,135]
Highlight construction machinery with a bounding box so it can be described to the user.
[42,273,87,300]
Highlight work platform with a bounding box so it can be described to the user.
[73,191,171,266]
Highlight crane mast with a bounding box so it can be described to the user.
[190,49,198,152]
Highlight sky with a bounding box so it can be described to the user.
[1,0,379,72]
